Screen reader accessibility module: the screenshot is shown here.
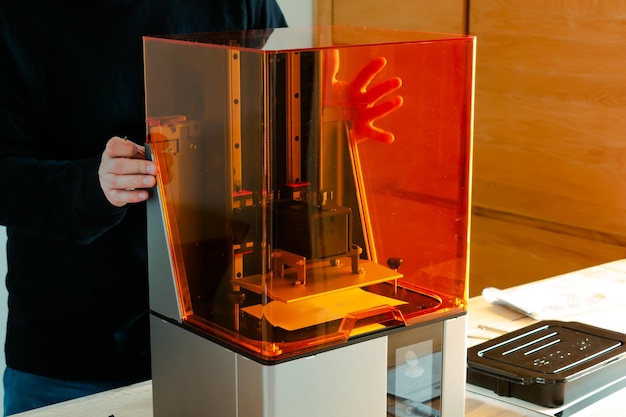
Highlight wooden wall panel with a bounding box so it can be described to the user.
[470,214,626,295]
[315,0,468,34]
[471,0,626,235]
[469,0,626,295]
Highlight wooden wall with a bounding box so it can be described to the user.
[315,0,467,33]
[315,0,626,296]
[469,0,626,295]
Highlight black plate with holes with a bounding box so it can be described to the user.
[467,320,626,407]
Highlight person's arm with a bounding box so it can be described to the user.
[0,13,158,245]
[0,140,156,245]
[0,153,123,244]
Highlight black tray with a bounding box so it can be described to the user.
[467,320,626,408]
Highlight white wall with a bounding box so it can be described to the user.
[276,0,313,27]
[0,0,313,406]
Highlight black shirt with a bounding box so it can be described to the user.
[0,0,286,382]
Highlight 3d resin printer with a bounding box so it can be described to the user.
[144,26,475,417]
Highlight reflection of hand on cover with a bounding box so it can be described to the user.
[323,49,403,144]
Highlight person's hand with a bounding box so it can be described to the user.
[98,136,157,207]
[323,49,403,144]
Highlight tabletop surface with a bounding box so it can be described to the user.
[13,380,548,417]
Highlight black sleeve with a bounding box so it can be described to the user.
[0,48,126,244]
[245,0,289,29]
[0,154,126,245]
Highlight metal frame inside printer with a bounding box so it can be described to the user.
[144,25,474,417]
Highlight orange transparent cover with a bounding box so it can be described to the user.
[144,26,474,361]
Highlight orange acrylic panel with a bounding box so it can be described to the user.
[144,25,474,362]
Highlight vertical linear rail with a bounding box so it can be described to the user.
[286,52,302,185]
[229,49,243,330]
[230,50,243,194]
